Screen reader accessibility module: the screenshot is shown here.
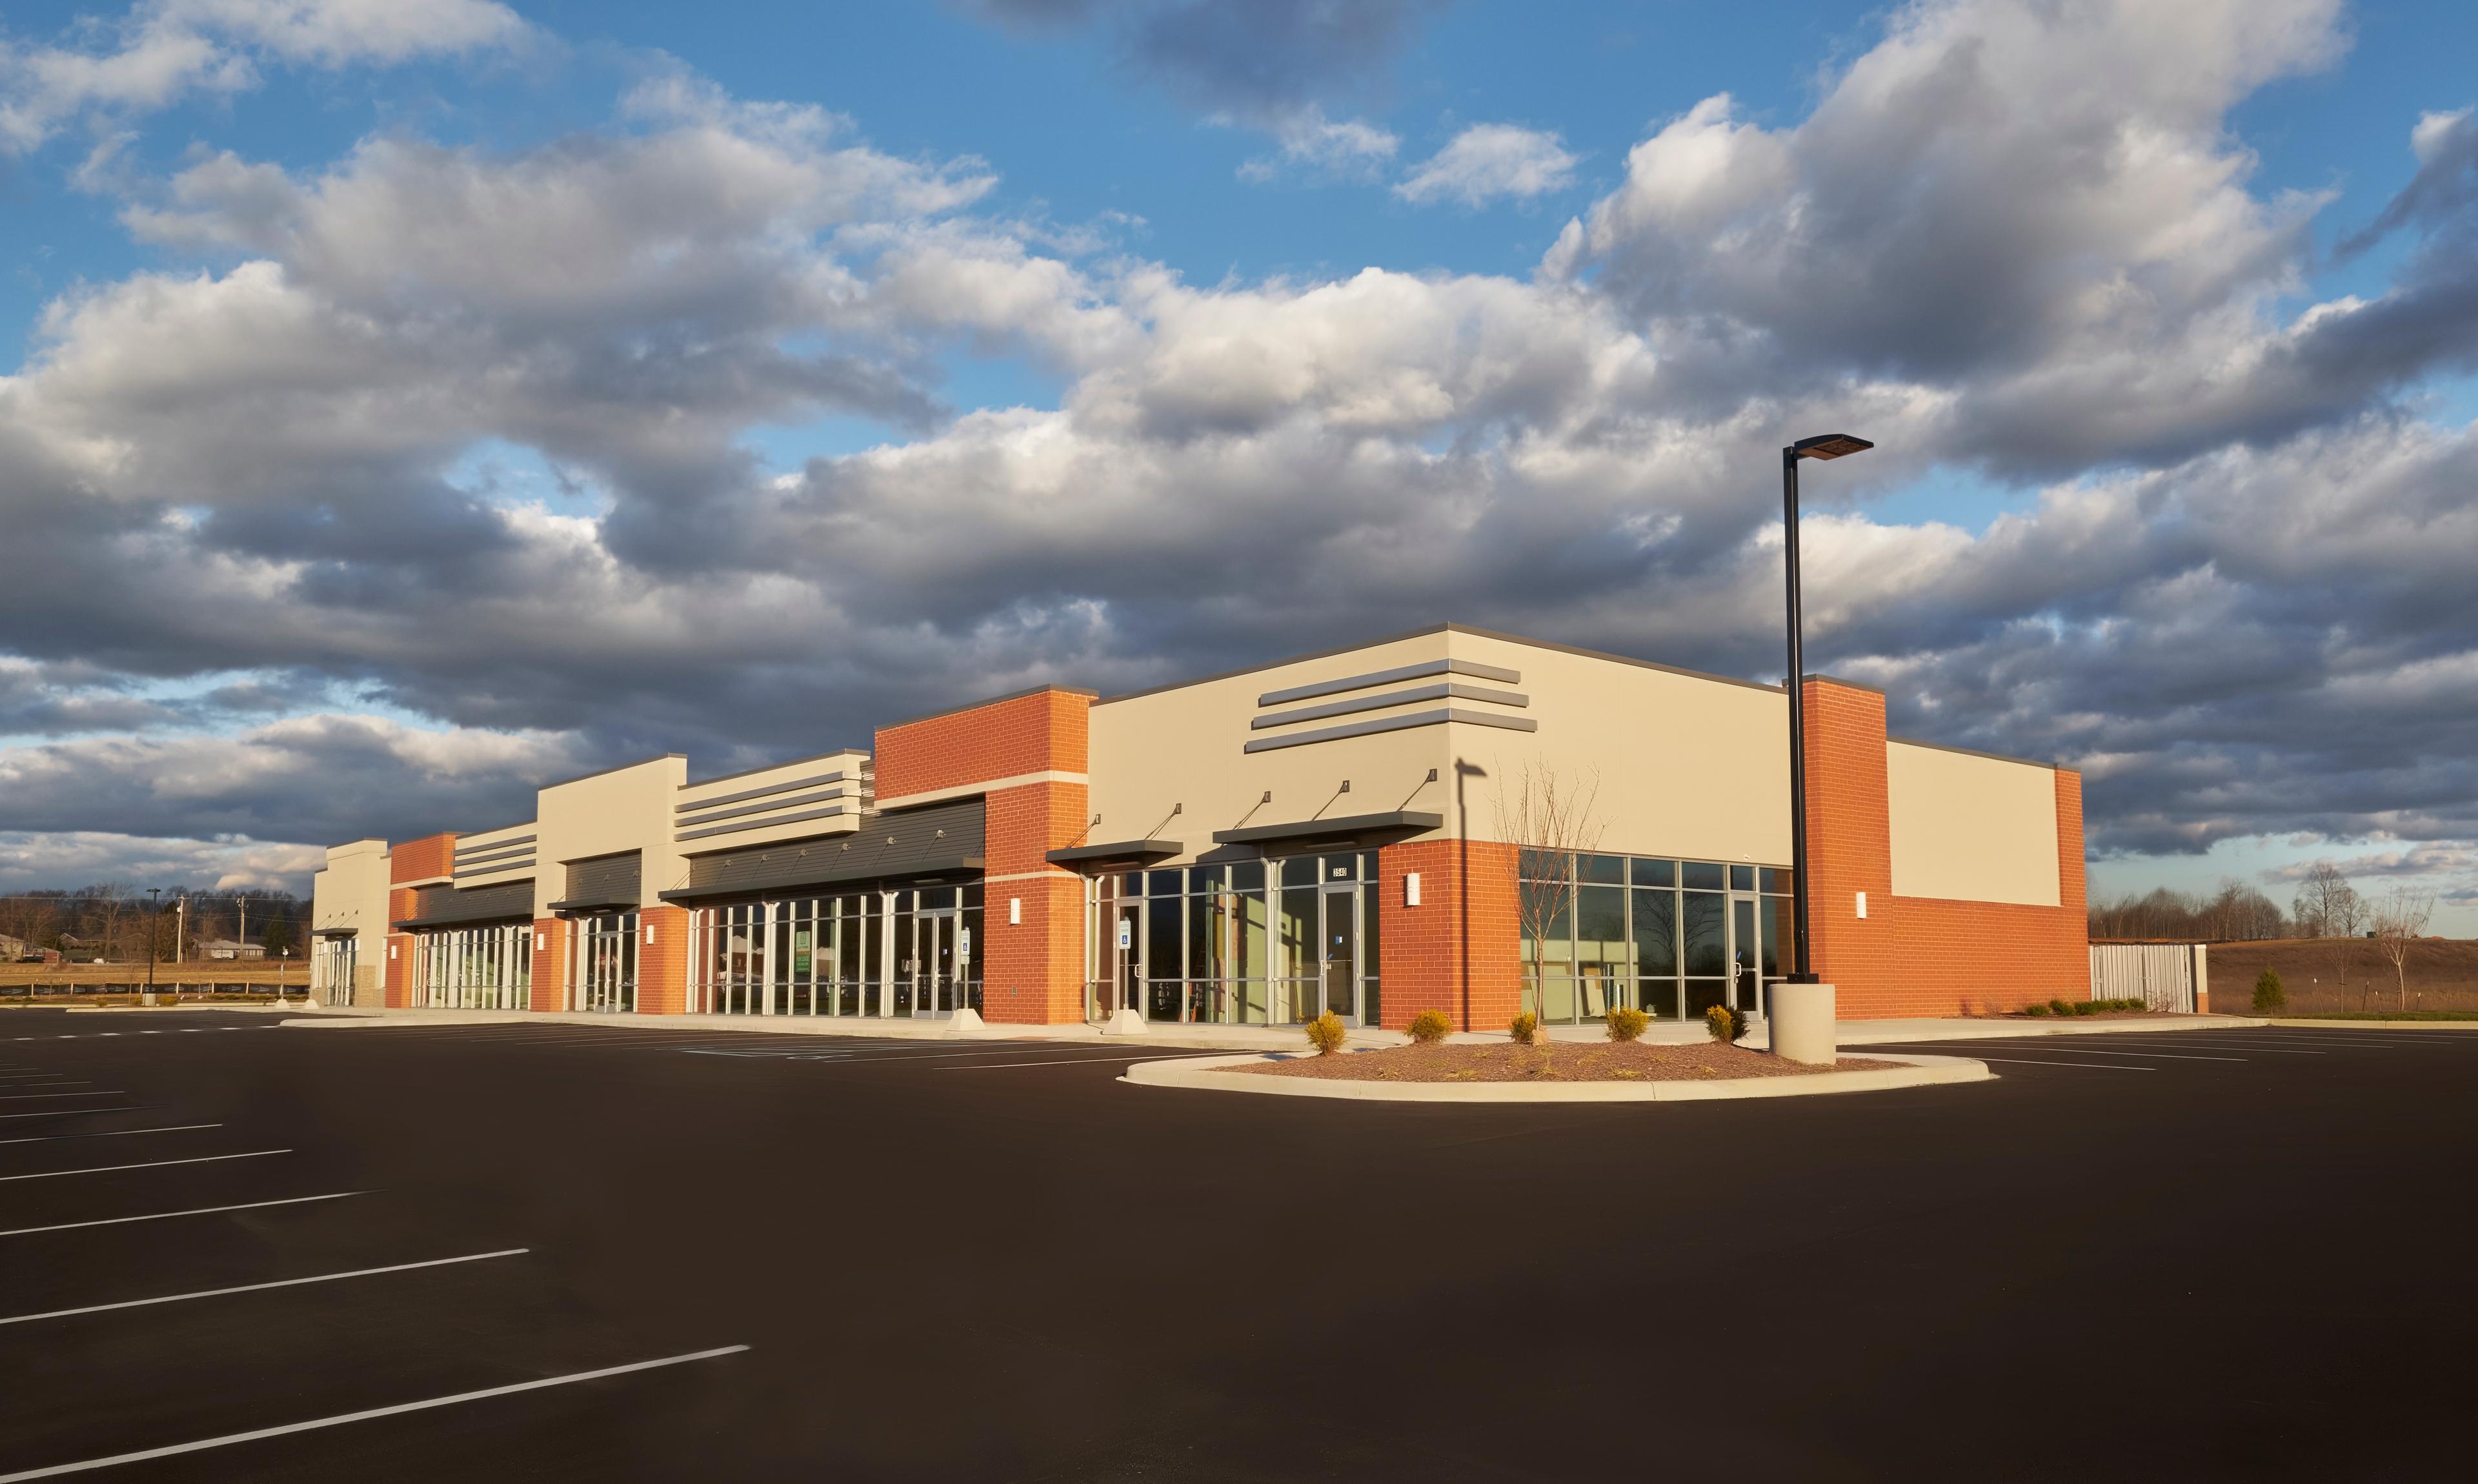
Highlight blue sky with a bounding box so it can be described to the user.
[2,0,2475,931]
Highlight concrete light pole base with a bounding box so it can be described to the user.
[1770,981,1837,1065]
[1103,1007,1148,1036]
[943,1007,988,1038]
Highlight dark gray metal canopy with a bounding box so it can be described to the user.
[1208,810,1444,847]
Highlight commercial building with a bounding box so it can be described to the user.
[310,624,2088,1026]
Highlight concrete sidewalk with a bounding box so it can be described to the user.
[279,1003,2283,1052]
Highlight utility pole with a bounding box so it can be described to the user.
[176,895,185,964]
[146,887,160,999]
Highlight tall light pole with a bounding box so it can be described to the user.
[146,887,161,999]
[1782,434,1873,983]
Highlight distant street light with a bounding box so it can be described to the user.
[1782,433,1874,985]
[146,887,161,1000]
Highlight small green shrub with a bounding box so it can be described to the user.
[2024,1001,2052,1017]
[1704,1003,1746,1043]
[1407,1008,1454,1043]
[2070,1000,2097,1016]
[1606,1006,1650,1042]
[2048,998,2073,1017]
[1509,1011,1540,1045]
[2252,970,2286,1014]
[1304,1011,1347,1056]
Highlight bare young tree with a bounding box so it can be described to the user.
[2291,861,2363,939]
[1492,759,1607,1021]
[2368,886,2435,1012]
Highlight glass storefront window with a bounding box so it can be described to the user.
[1083,853,1380,1027]
[1521,853,1796,1023]
[412,922,531,1010]
[687,887,982,1020]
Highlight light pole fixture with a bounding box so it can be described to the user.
[1782,433,1873,983]
[146,887,161,998]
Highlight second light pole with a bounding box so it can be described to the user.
[1780,433,1873,985]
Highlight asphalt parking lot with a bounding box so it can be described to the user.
[1,1012,2473,1481]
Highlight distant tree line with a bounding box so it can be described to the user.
[2089,861,2441,952]
[2089,879,2291,942]
[0,885,303,963]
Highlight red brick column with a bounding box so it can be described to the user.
[875,687,1096,1025]
[984,780,1089,1024]
[1800,679,1898,1014]
[1378,837,1520,1032]
[529,917,567,1013]
[384,832,456,1010]
[637,905,689,1014]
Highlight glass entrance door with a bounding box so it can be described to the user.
[914,911,954,1016]
[577,911,637,1013]
[1729,896,1762,1019]
[1320,885,1359,1025]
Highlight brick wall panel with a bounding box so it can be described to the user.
[638,905,689,1014]
[530,917,567,1013]
[1378,838,1521,1032]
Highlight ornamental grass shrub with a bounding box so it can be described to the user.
[1407,1008,1454,1043]
[1704,1003,1746,1043]
[1509,1010,1540,1045]
[1304,1011,1347,1056]
[2253,970,2286,1014]
[2024,1001,2052,1017]
[2048,998,2074,1017]
[1606,1006,1651,1042]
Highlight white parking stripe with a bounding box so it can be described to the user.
[0,1149,289,1183]
[943,1052,1211,1070]
[1899,1043,2243,1063]
[1968,1056,2155,1071]
[0,1092,126,1101]
[2079,1040,2323,1054]
[0,1124,221,1147]
[0,1248,530,1328]
[0,1107,141,1121]
[0,1344,749,1481]
[0,1191,363,1238]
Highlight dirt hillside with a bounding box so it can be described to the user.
[2202,938,2478,1014]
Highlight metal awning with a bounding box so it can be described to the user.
[310,926,357,939]
[1044,838,1182,871]
[394,878,537,931]
[659,797,987,906]
[1209,809,1445,847]
[545,894,640,916]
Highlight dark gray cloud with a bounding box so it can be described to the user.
[962,0,1445,119]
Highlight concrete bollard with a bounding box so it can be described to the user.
[1769,981,1837,1065]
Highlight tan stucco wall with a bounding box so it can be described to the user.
[1085,627,1793,867]
[1886,741,2060,906]
[674,750,869,855]
[311,838,390,1003]
[310,838,390,939]
[534,756,689,914]
[1442,632,1790,864]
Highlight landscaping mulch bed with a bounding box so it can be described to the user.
[1236,1041,1898,1083]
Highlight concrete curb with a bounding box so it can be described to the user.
[1825,1015,2270,1044]
[272,1007,1407,1052]
[1120,1050,1991,1103]
[2263,1018,2478,1032]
